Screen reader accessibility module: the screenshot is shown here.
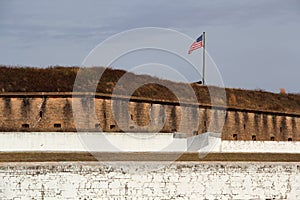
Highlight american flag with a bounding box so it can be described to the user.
[188,34,203,54]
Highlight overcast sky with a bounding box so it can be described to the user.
[0,0,300,93]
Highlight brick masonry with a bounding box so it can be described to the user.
[0,94,299,141]
[0,162,299,199]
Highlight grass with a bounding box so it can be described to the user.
[0,152,299,162]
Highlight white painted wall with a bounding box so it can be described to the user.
[0,132,299,153]
[0,132,299,199]
[0,132,188,152]
[221,140,300,153]
[0,162,298,200]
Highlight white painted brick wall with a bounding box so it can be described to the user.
[0,162,299,199]
[221,140,300,153]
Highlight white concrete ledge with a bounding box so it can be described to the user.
[0,132,299,153]
[0,132,199,152]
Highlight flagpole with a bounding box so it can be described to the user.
[202,32,205,85]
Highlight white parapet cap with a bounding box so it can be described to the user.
[0,132,298,153]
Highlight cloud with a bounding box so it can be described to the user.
[0,0,299,92]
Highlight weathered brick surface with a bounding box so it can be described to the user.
[0,162,298,199]
[0,95,300,141]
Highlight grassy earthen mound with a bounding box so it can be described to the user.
[1,65,300,114]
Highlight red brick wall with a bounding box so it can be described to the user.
[0,95,299,141]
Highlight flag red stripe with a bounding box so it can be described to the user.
[188,41,203,54]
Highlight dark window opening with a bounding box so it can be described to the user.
[204,121,206,127]
[233,134,238,140]
[54,123,61,128]
[243,124,246,129]
[130,114,133,120]
[280,127,283,133]
[270,136,275,141]
[288,137,292,141]
[22,123,29,128]
[252,135,257,141]
[162,114,165,123]
[39,111,43,118]
[129,125,134,129]
[95,123,100,128]
[110,124,116,129]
